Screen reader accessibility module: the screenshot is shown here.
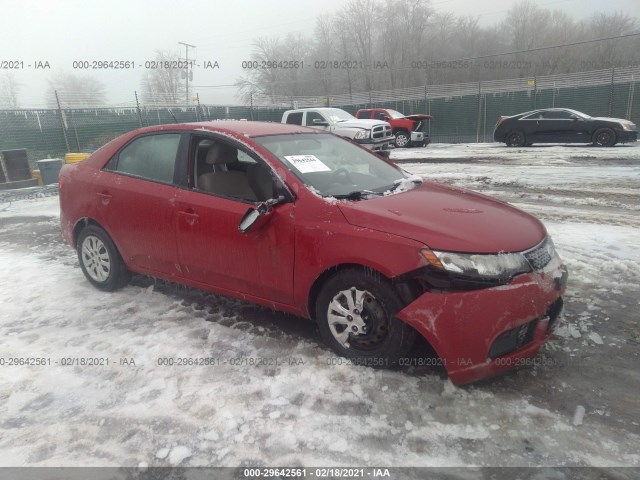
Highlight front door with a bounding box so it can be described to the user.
[174,135,296,305]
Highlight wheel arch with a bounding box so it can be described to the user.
[306,262,424,323]
[72,217,112,249]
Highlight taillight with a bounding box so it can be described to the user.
[495,116,507,127]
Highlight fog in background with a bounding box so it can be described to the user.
[0,0,638,107]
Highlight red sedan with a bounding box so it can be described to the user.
[59,121,568,385]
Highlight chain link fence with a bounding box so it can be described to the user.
[0,66,638,167]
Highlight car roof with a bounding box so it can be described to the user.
[131,120,322,138]
[516,108,586,117]
[284,107,346,112]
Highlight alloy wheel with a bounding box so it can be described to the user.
[81,235,111,282]
[327,287,389,350]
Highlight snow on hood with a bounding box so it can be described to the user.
[335,118,389,129]
[384,174,423,195]
[337,180,547,253]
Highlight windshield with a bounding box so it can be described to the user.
[254,133,410,197]
[385,109,405,119]
[323,109,356,123]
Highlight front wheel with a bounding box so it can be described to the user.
[592,128,616,147]
[77,225,131,291]
[315,269,416,366]
[505,130,526,147]
[394,131,411,148]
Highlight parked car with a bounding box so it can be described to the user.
[494,108,638,147]
[282,107,394,156]
[356,108,432,148]
[59,121,568,385]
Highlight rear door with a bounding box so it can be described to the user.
[97,132,185,277]
[174,133,296,305]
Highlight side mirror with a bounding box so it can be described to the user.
[312,118,329,126]
[238,195,286,234]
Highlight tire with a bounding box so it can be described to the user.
[505,130,526,147]
[77,225,131,291]
[394,131,411,148]
[315,269,416,366]
[592,128,616,147]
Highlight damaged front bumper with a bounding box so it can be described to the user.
[396,259,568,385]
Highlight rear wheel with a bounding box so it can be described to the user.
[592,128,616,147]
[394,130,411,148]
[505,130,526,147]
[315,269,416,366]
[77,225,130,291]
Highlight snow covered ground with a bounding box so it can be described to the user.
[0,142,639,470]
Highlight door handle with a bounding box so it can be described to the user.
[178,209,199,225]
[96,191,112,205]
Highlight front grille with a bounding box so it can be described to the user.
[524,237,554,271]
[372,125,392,139]
[488,319,537,359]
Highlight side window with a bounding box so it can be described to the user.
[375,111,386,120]
[286,112,303,125]
[305,111,325,126]
[237,150,258,164]
[115,134,180,183]
[358,111,371,119]
[191,136,275,203]
[542,111,572,119]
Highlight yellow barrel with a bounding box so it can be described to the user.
[33,169,43,186]
[65,153,91,164]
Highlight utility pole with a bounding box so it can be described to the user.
[178,42,196,106]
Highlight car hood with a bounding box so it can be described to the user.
[337,181,546,253]
[591,116,634,125]
[336,119,389,129]
[403,114,432,121]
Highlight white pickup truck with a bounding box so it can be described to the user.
[281,107,394,157]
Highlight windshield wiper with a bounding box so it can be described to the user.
[332,190,383,200]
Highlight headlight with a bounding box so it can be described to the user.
[421,248,531,281]
[621,122,636,131]
[354,130,370,139]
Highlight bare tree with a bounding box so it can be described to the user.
[0,72,21,109]
[582,12,638,69]
[140,50,185,105]
[47,73,106,108]
[234,0,639,104]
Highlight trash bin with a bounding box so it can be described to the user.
[36,159,63,185]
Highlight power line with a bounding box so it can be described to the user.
[348,31,640,76]
[195,32,640,90]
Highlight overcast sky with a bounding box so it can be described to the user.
[1,0,638,107]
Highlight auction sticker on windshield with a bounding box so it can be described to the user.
[284,155,331,173]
